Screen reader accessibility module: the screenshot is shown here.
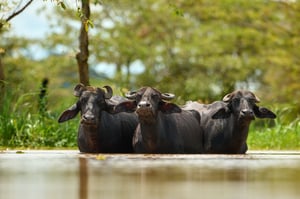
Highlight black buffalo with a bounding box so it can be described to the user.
[58,84,138,153]
[115,87,204,154]
[183,90,276,154]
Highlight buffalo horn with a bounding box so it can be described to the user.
[253,94,260,103]
[222,93,232,102]
[161,93,175,100]
[125,91,137,99]
[103,85,113,99]
[73,83,85,97]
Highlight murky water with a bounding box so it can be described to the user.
[1,151,300,199]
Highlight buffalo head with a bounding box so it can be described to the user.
[58,83,114,125]
[212,90,276,121]
[115,87,181,123]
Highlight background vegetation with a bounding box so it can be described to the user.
[0,0,299,150]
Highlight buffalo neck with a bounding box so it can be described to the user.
[78,123,100,152]
[138,112,165,152]
[79,111,111,152]
[229,115,252,152]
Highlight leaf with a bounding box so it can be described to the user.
[0,48,5,54]
[77,7,83,18]
[58,2,66,10]
[84,21,89,32]
[169,3,184,17]
[84,19,94,32]
[94,0,103,5]
[87,20,94,29]
[95,155,106,160]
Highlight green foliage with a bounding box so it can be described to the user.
[248,104,300,150]
[84,0,300,107]
[249,117,300,150]
[57,1,66,10]
[1,0,300,149]
[0,85,77,149]
[0,83,299,149]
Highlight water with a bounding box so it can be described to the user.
[1,150,300,199]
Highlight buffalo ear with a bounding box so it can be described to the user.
[159,102,182,114]
[74,84,85,97]
[105,98,118,114]
[105,103,115,114]
[212,107,231,119]
[114,101,137,113]
[189,110,201,124]
[253,106,276,119]
[58,104,80,123]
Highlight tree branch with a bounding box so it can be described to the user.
[0,0,35,30]
[76,0,90,86]
[6,0,35,23]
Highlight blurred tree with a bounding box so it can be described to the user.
[0,0,75,110]
[1,0,300,114]
[0,0,81,112]
[95,0,299,105]
[76,0,91,86]
[179,0,300,104]
[0,0,34,89]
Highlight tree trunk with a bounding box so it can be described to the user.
[0,0,34,92]
[125,58,131,86]
[76,0,90,86]
[0,56,5,91]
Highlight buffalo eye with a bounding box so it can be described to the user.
[151,93,159,101]
[80,96,89,104]
[96,95,105,102]
[247,98,256,104]
[97,99,105,106]
[232,98,240,106]
[135,94,142,103]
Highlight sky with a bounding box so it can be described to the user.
[5,0,144,77]
[9,1,54,39]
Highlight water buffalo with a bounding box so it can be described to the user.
[58,84,138,153]
[115,87,204,154]
[183,90,276,154]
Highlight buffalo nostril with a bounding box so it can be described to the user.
[83,114,95,121]
[138,101,151,108]
[241,109,253,115]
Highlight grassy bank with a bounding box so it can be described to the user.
[0,112,78,149]
[0,86,77,149]
[248,117,300,150]
[1,113,299,150]
[1,88,299,150]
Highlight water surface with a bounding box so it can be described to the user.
[1,150,300,199]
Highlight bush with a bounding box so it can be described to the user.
[1,85,300,150]
[248,116,300,150]
[0,85,77,149]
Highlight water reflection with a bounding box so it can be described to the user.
[79,158,88,199]
[0,152,300,199]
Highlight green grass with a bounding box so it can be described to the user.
[248,117,300,150]
[2,112,299,150]
[0,113,78,149]
[1,87,300,150]
[0,87,77,149]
